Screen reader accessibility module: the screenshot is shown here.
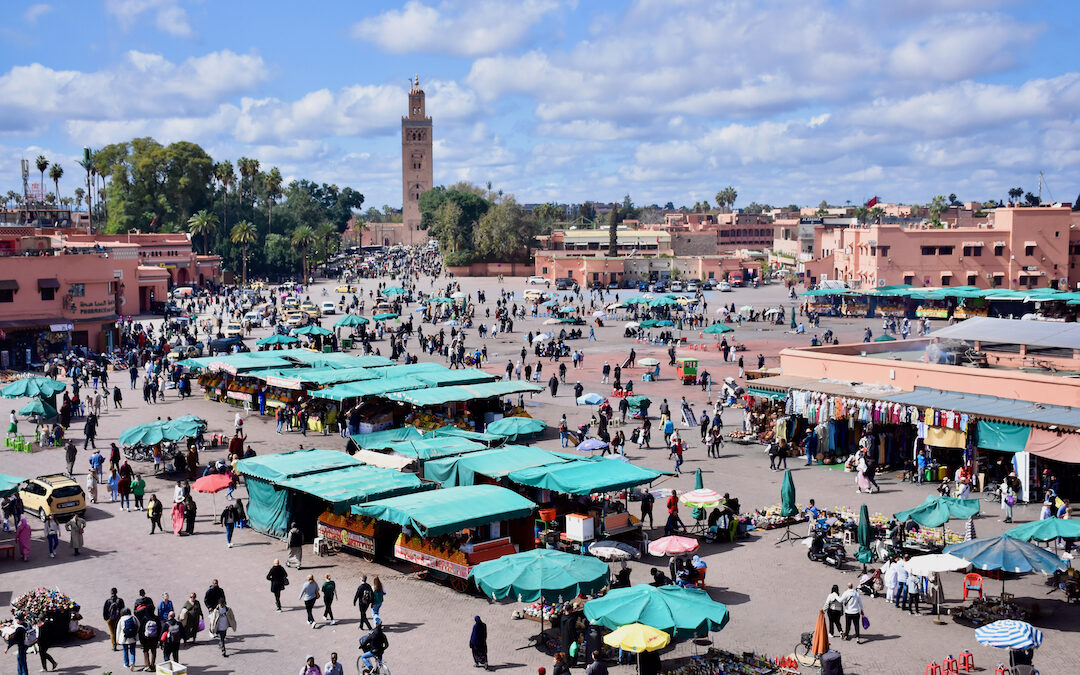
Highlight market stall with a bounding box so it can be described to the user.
[424,446,571,487]
[351,485,538,591]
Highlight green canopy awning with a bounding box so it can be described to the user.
[292,324,333,337]
[414,369,499,387]
[0,377,66,398]
[367,362,447,378]
[207,353,292,374]
[382,381,543,406]
[311,377,425,401]
[0,473,25,497]
[894,495,980,528]
[702,323,734,334]
[276,464,430,512]
[485,416,546,441]
[334,314,369,328]
[255,334,300,346]
[470,549,610,603]
[424,446,569,487]
[347,427,424,451]
[387,437,487,461]
[747,386,786,400]
[976,421,1031,453]
[237,448,361,483]
[584,584,730,639]
[508,457,664,495]
[351,485,537,537]
[429,426,504,443]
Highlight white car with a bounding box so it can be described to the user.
[223,322,244,338]
[670,281,684,292]
[320,301,337,315]
[719,281,732,292]
[686,282,699,293]
[526,276,550,286]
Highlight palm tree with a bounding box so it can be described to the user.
[78,153,94,226]
[214,161,235,230]
[230,220,257,285]
[291,225,315,280]
[187,209,219,255]
[74,187,85,212]
[35,155,48,205]
[1008,187,1024,204]
[265,167,283,235]
[315,222,338,272]
[48,163,63,208]
[237,157,260,210]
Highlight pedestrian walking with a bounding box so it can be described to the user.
[171,499,186,536]
[301,655,323,675]
[207,599,236,657]
[147,495,163,534]
[321,573,338,625]
[44,514,60,558]
[65,513,85,555]
[640,490,654,529]
[64,441,77,476]
[371,577,385,624]
[286,521,304,569]
[267,559,289,611]
[840,582,864,643]
[184,496,197,535]
[822,585,843,637]
[220,501,238,547]
[299,574,320,628]
[324,652,344,675]
[131,474,146,510]
[353,575,374,629]
[470,615,489,669]
[102,588,126,651]
[162,612,183,663]
[179,592,203,645]
[117,609,138,670]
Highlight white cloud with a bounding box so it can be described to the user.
[105,0,192,38]
[351,0,562,57]
[889,13,1042,81]
[0,50,267,131]
[23,4,51,23]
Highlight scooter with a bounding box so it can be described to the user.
[807,532,847,568]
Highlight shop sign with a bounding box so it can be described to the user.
[49,324,73,332]
[227,391,251,402]
[317,521,375,554]
[76,299,114,316]
[394,544,470,579]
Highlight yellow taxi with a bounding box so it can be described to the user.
[334,285,358,293]
[523,289,549,301]
[282,297,300,310]
[224,322,244,338]
[286,311,308,328]
[301,302,322,318]
[20,474,86,521]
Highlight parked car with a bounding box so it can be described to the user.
[719,281,732,292]
[523,289,548,301]
[526,276,550,286]
[209,336,248,354]
[334,284,357,293]
[20,474,86,522]
[686,282,699,293]
[223,323,244,338]
[670,281,684,292]
[285,311,308,328]
[555,278,576,290]
[637,281,650,292]
[320,301,337,315]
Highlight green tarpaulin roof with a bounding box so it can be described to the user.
[508,457,664,495]
[311,377,425,401]
[429,426,504,443]
[0,473,25,497]
[367,362,447,378]
[414,369,499,387]
[382,381,543,406]
[277,464,430,511]
[425,446,570,487]
[179,353,293,372]
[237,448,360,483]
[387,437,487,461]
[246,366,378,387]
[348,427,424,450]
[351,484,537,537]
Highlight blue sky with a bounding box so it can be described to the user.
[1,0,1078,212]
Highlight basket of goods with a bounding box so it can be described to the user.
[11,587,81,642]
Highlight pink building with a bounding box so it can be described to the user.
[805,204,1080,290]
[63,232,221,287]
[0,236,170,366]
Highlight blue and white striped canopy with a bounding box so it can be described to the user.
[975,620,1043,649]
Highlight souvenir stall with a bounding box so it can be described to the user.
[351,485,538,592]
[7,587,86,643]
[726,395,786,444]
[379,381,544,433]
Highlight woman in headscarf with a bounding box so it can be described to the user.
[15,515,32,561]
[184,496,197,535]
[171,499,186,536]
[469,616,488,668]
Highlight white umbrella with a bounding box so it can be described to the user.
[532,333,551,343]
[543,318,563,325]
[905,553,971,577]
[625,321,641,329]
[763,307,782,316]
[593,311,607,319]
[588,540,639,561]
[451,291,466,299]
[606,303,624,311]
[738,305,754,313]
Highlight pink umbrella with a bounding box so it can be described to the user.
[193,474,231,493]
[647,536,699,557]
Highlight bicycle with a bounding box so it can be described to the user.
[356,655,390,675]
[794,631,819,667]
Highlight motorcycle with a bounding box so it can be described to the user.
[807,532,847,568]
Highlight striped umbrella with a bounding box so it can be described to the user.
[975,620,1043,649]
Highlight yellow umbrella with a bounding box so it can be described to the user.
[602,623,671,653]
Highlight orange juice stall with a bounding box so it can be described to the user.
[349,485,538,591]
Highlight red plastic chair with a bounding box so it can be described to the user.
[943,655,959,674]
[959,650,974,672]
[927,663,942,675]
[962,573,984,600]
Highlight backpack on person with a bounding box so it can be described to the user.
[122,617,139,639]
[167,621,182,643]
[361,587,374,605]
[143,620,159,639]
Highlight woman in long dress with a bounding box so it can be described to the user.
[15,516,31,561]
[171,499,186,536]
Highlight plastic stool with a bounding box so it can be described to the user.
[994,665,1008,675]
[3,437,12,448]
[958,651,974,672]
[943,655,958,674]
[927,663,942,675]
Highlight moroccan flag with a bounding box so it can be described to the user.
[866,196,878,208]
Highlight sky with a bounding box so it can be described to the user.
[1,0,1078,212]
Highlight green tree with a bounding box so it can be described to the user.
[1024,191,1041,206]
[35,155,49,205]
[291,225,315,280]
[48,163,63,207]
[948,192,960,206]
[214,160,235,230]
[187,209,218,255]
[77,152,95,224]
[715,186,738,211]
[869,206,884,223]
[230,220,257,285]
[607,204,620,257]
[853,205,869,224]
[473,197,536,261]
[743,201,771,214]
[578,201,596,223]
[432,200,466,252]
[927,194,948,225]
[621,194,639,220]
[237,157,260,210]
[315,222,339,270]
[74,187,85,212]
[263,233,296,274]
[265,166,283,234]
[1008,187,1023,204]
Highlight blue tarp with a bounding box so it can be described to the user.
[976,421,1031,453]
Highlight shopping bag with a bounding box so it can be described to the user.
[861,614,870,630]
[198,619,205,631]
